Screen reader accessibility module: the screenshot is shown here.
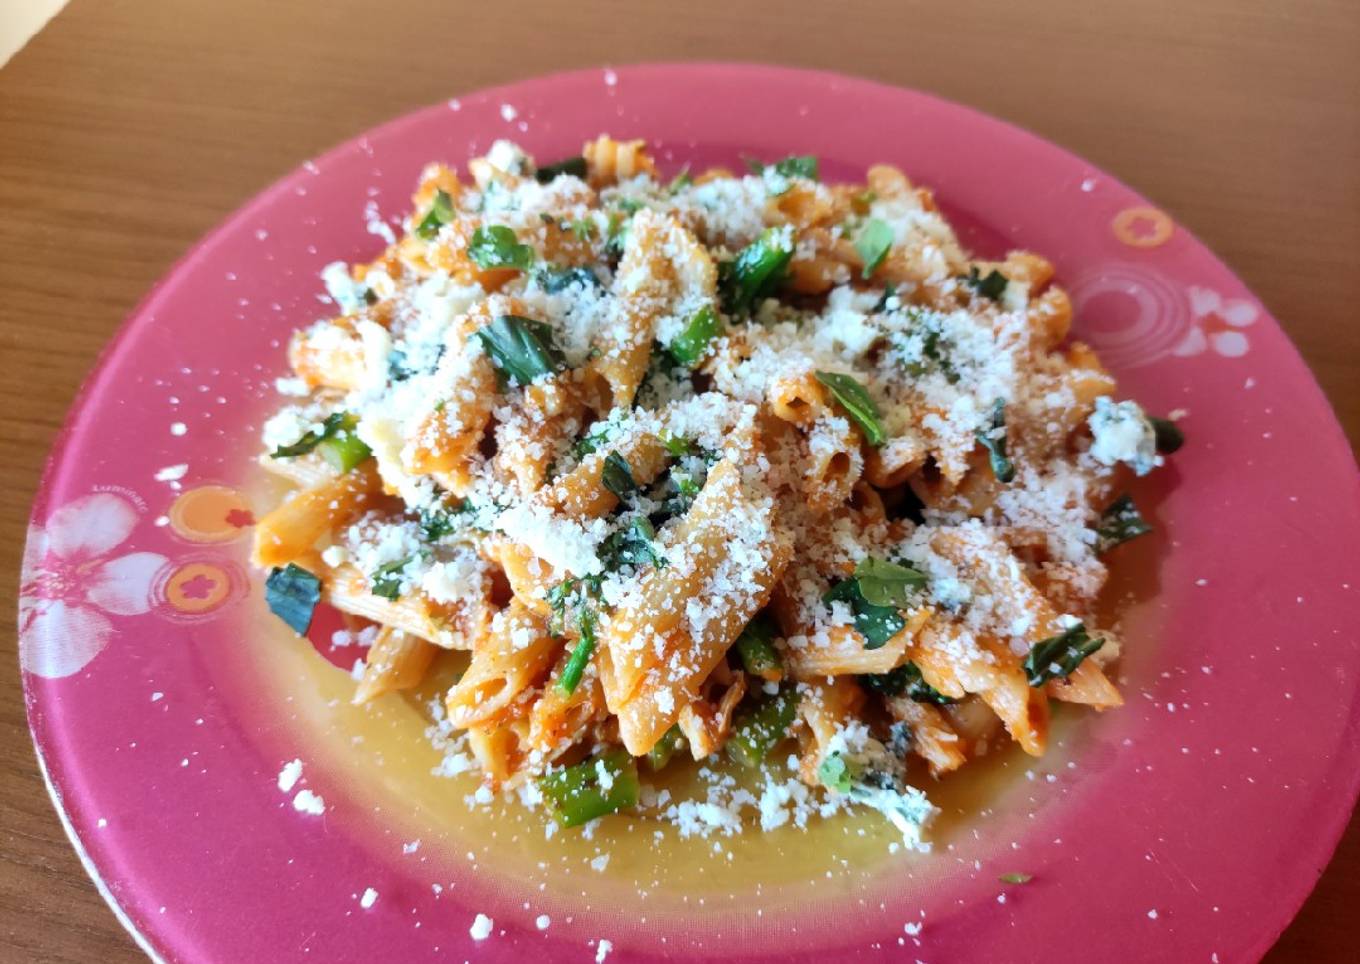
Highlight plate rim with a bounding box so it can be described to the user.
[21,60,1360,963]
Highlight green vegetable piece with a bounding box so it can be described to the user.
[999,872,1034,885]
[534,156,587,183]
[556,601,598,695]
[1150,416,1185,454]
[265,563,321,635]
[824,577,905,649]
[667,304,722,368]
[1096,493,1153,552]
[474,314,564,386]
[646,725,685,771]
[814,371,886,447]
[859,661,955,705]
[734,614,783,681]
[855,218,895,279]
[853,557,926,608]
[468,224,535,271]
[975,397,1016,483]
[1024,622,1105,687]
[415,189,455,240]
[667,168,693,193]
[722,228,794,314]
[964,266,1008,301]
[600,450,638,499]
[270,412,372,471]
[817,752,859,793]
[536,265,603,293]
[772,155,819,180]
[370,557,411,600]
[568,217,595,241]
[726,688,798,768]
[540,748,640,827]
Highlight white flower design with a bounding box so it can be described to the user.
[1172,285,1259,358]
[18,492,167,678]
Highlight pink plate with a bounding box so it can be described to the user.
[19,64,1360,963]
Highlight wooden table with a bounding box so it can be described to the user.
[1,1,1356,960]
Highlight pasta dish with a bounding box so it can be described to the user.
[252,136,1181,847]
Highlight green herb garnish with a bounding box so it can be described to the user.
[855,218,894,279]
[474,314,564,386]
[859,661,955,705]
[975,397,1015,483]
[536,265,603,293]
[265,563,321,635]
[370,557,412,600]
[824,576,906,649]
[964,266,1008,301]
[720,228,794,314]
[1150,417,1185,454]
[853,557,927,608]
[817,752,857,793]
[270,412,372,472]
[600,450,638,499]
[667,168,693,193]
[1023,622,1104,687]
[814,371,886,447]
[666,304,721,368]
[468,224,535,271]
[415,189,455,240]
[534,156,587,183]
[999,873,1033,885]
[1096,493,1152,552]
[599,516,665,569]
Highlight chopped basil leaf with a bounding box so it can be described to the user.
[964,266,1008,301]
[1024,622,1104,687]
[568,217,595,241]
[536,264,603,293]
[370,557,411,600]
[720,228,793,314]
[474,314,564,386]
[265,563,321,635]
[772,155,819,180]
[859,661,955,705]
[574,421,612,458]
[1150,416,1185,454]
[853,557,927,608]
[666,304,721,368]
[1096,493,1153,552]
[855,218,894,279]
[420,501,467,542]
[975,397,1016,483]
[999,873,1033,885]
[270,412,372,472]
[901,311,960,384]
[601,450,638,499]
[534,156,587,183]
[415,189,455,240]
[814,371,886,447]
[468,225,535,271]
[824,577,906,649]
[599,516,665,570]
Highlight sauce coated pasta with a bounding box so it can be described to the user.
[254,136,1180,847]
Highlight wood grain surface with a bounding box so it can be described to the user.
[1,1,1356,960]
